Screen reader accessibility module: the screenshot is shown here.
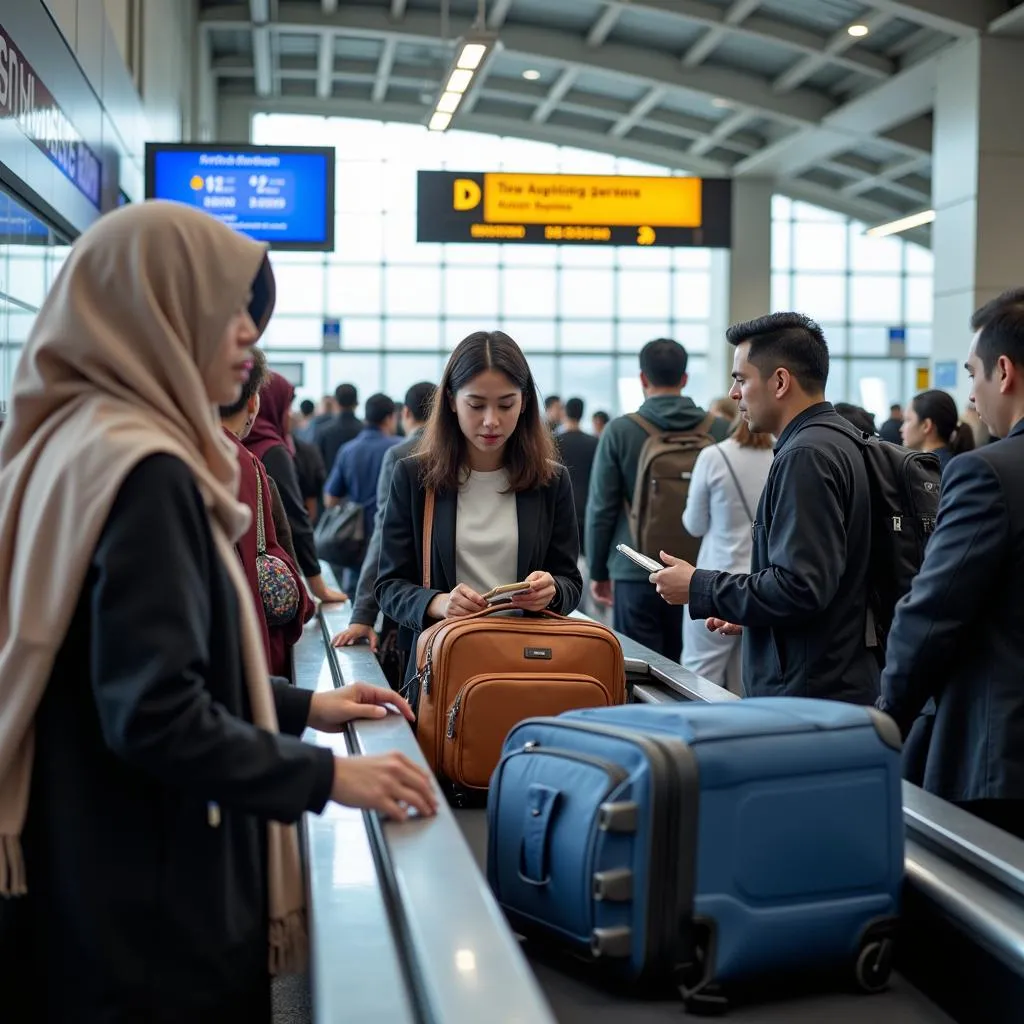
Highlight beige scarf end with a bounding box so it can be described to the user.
[269,909,309,976]
[0,834,27,897]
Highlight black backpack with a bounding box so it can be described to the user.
[817,423,941,654]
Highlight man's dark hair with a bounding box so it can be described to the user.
[299,398,315,417]
[335,383,358,408]
[404,381,435,425]
[219,347,269,418]
[565,397,584,421]
[639,338,688,386]
[365,392,395,427]
[592,410,609,427]
[834,402,877,435]
[889,403,902,414]
[970,288,1024,377]
[544,395,561,410]
[726,312,828,393]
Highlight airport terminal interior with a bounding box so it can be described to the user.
[1,1,1024,1022]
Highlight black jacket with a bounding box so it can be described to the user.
[15,454,334,1021]
[314,410,363,475]
[555,428,600,555]
[879,419,1024,803]
[375,457,583,682]
[689,403,878,704]
[350,429,423,627]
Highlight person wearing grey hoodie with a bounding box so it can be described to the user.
[585,338,729,660]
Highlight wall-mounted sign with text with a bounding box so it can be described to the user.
[417,170,731,248]
[0,22,102,209]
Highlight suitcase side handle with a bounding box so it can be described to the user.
[518,783,561,885]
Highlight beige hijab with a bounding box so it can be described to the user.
[0,200,306,974]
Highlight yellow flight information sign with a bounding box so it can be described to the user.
[417,170,731,248]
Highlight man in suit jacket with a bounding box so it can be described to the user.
[555,397,599,556]
[878,288,1024,840]
[330,381,435,653]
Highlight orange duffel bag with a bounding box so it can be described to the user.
[414,493,627,795]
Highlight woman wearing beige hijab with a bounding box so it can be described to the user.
[0,201,436,1022]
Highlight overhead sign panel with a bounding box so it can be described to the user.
[145,143,335,251]
[418,170,730,247]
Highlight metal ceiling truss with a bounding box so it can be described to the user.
[199,0,1010,227]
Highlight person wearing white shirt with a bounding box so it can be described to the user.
[680,418,773,693]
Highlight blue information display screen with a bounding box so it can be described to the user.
[145,144,335,251]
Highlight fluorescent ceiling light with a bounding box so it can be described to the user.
[446,68,474,93]
[436,91,462,114]
[428,111,453,132]
[522,69,541,81]
[847,23,870,37]
[457,42,488,69]
[865,209,935,238]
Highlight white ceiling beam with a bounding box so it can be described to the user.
[773,9,893,94]
[735,51,938,177]
[200,6,840,127]
[487,0,515,31]
[681,0,762,69]
[251,24,273,96]
[608,86,667,138]
[587,6,621,47]
[532,67,579,123]
[390,0,407,19]
[249,0,273,96]
[862,0,1003,36]
[840,155,929,198]
[990,5,1024,36]
[372,37,397,104]
[688,109,753,156]
[316,31,334,99]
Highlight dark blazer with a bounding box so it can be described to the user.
[879,418,1024,803]
[12,454,334,1022]
[689,403,878,705]
[375,457,583,684]
[555,428,600,555]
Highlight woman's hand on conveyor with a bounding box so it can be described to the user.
[309,683,415,730]
[331,751,438,821]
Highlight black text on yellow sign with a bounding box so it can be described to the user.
[417,171,732,248]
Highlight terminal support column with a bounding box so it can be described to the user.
[932,35,1024,408]
[709,177,772,396]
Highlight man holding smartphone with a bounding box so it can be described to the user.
[650,313,878,705]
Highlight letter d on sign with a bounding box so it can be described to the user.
[453,178,482,211]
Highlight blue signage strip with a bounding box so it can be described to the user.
[145,144,335,251]
[0,22,102,209]
[934,361,958,389]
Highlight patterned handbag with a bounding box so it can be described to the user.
[253,459,301,626]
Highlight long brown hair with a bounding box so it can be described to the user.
[419,331,557,494]
[731,415,773,449]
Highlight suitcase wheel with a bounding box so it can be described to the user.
[854,937,894,994]
[682,985,728,1017]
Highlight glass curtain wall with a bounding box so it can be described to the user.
[0,193,71,420]
[252,114,715,419]
[771,194,934,423]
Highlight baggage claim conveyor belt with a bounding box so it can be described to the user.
[298,602,1024,1024]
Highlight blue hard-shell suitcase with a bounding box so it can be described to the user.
[486,698,904,1012]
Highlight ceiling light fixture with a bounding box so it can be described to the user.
[522,68,541,81]
[847,23,870,37]
[427,32,500,131]
[865,209,935,238]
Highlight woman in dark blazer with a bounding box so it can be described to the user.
[375,331,583,700]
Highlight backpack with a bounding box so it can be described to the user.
[626,412,717,565]
[816,422,941,655]
[313,498,367,568]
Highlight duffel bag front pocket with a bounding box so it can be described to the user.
[442,673,611,790]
